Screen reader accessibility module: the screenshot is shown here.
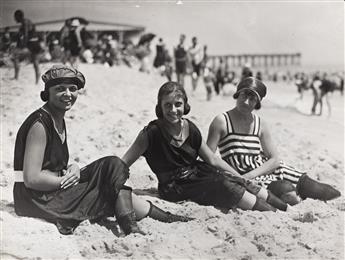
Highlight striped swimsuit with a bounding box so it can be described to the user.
[218,111,305,188]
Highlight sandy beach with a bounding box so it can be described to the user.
[1,63,344,259]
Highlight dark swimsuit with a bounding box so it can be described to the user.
[142,119,260,209]
[13,108,129,227]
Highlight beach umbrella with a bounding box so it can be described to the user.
[66,17,89,25]
[138,33,156,46]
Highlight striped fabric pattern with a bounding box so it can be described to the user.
[218,111,304,187]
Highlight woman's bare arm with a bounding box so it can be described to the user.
[199,139,241,176]
[121,130,149,167]
[23,122,62,191]
[242,119,280,179]
[206,114,226,153]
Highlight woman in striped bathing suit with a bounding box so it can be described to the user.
[207,77,340,205]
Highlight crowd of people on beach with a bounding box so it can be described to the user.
[294,71,344,116]
[1,10,343,237]
[2,11,343,115]
[1,10,343,106]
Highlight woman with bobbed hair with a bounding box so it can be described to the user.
[207,77,341,205]
[121,81,289,213]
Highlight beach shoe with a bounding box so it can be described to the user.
[114,188,145,235]
[56,219,79,235]
[117,211,145,236]
[147,201,194,223]
[296,174,341,201]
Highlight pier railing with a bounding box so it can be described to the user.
[208,53,301,69]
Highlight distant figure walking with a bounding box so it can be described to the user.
[64,19,83,68]
[294,72,310,100]
[188,36,203,92]
[153,38,166,69]
[311,74,335,117]
[174,34,188,87]
[60,19,72,65]
[215,58,227,95]
[12,10,41,84]
[241,63,253,80]
[203,66,215,101]
[153,38,172,80]
[136,33,155,73]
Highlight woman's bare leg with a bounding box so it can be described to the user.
[237,191,257,210]
[132,194,151,220]
[237,191,277,211]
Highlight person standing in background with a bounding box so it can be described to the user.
[60,19,72,65]
[153,38,166,69]
[12,9,41,84]
[215,58,227,95]
[241,63,253,80]
[188,36,203,92]
[65,19,83,68]
[174,34,188,88]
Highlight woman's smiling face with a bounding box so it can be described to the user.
[161,92,185,124]
[48,83,78,111]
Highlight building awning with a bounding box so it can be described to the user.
[0,18,145,33]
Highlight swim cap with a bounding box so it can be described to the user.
[41,64,85,89]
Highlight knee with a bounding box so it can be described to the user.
[268,180,300,205]
[280,191,301,206]
[99,155,122,165]
[267,180,295,197]
[99,156,129,173]
[237,191,256,210]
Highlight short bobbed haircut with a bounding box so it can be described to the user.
[155,81,191,118]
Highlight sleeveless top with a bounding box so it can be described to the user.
[218,111,267,175]
[13,107,69,173]
[143,119,202,183]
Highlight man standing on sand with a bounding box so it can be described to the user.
[65,19,84,68]
[174,34,188,88]
[12,10,41,84]
[188,36,203,92]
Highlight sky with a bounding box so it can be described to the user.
[1,0,344,68]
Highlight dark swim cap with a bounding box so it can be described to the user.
[41,64,85,89]
[233,77,267,109]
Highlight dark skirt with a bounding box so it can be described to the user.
[13,156,129,223]
[158,161,260,210]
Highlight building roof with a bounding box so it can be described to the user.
[0,18,145,33]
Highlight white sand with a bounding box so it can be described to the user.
[1,63,344,259]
